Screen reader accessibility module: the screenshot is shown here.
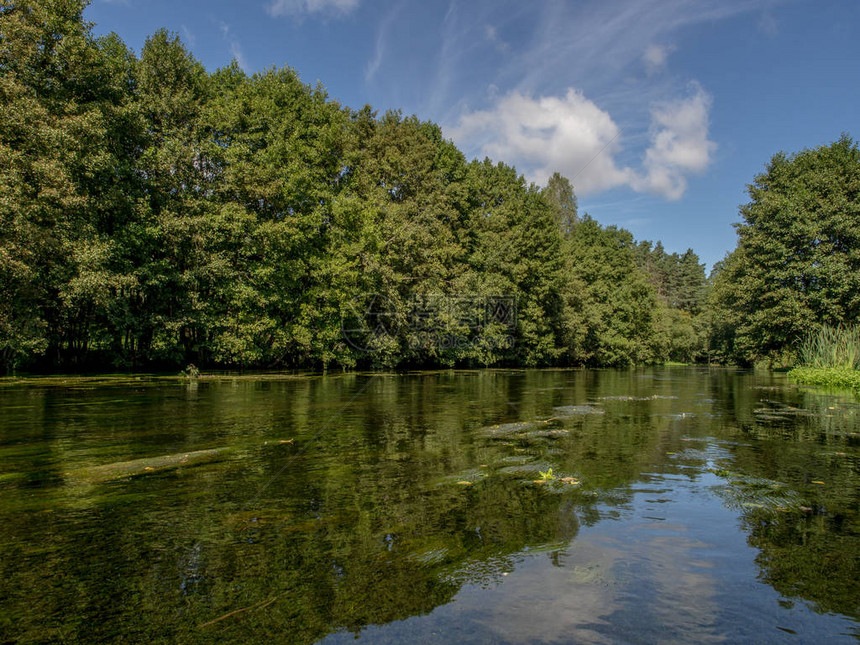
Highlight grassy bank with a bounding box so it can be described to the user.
[788,325,860,389]
[788,366,860,389]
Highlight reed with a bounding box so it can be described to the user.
[797,325,860,370]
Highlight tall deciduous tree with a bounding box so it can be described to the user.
[0,0,142,368]
[466,160,564,366]
[711,135,860,364]
[541,172,578,237]
[560,216,658,366]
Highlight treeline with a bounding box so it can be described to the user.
[2,0,711,371]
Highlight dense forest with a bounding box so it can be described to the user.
[1,1,858,372]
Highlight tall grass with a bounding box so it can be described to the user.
[797,325,860,369]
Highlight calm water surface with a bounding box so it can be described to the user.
[1,368,859,643]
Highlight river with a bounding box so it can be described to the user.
[1,368,858,643]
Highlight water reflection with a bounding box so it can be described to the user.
[0,368,858,642]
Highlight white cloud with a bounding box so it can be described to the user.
[448,89,632,194]
[447,85,716,200]
[267,0,358,17]
[643,44,674,75]
[637,84,716,199]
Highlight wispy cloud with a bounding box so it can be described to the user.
[484,24,509,53]
[447,84,716,200]
[508,0,773,97]
[181,25,196,48]
[364,6,400,83]
[418,0,779,126]
[267,0,358,18]
[219,23,249,72]
[365,40,383,82]
[364,23,386,82]
[643,44,675,75]
[758,11,779,36]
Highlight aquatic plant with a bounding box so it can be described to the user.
[797,325,860,370]
[538,468,555,482]
[181,364,200,379]
[788,366,860,390]
[709,468,806,513]
[790,325,860,389]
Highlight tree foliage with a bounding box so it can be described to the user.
[633,240,708,363]
[541,171,578,237]
[560,217,660,366]
[0,1,713,371]
[710,136,860,365]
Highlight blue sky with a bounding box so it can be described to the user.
[85,0,860,269]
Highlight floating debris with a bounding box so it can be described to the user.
[497,464,547,477]
[409,547,450,565]
[435,468,489,486]
[754,413,791,422]
[499,455,536,465]
[753,385,799,391]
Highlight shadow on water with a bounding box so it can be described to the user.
[0,368,858,642]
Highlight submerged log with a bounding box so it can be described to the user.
[67,447,234,484]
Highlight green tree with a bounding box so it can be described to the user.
[675,249,706,314]
[634,242,708,363]
[0,0,143,369]
[200,65,351,368]
[541,172,578,237]
[711,136,860,364]
[465,160,563,366]
[337,112,471,367]
[1,1,722,373]
[560,216,659,366]
[634,241,706,314]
